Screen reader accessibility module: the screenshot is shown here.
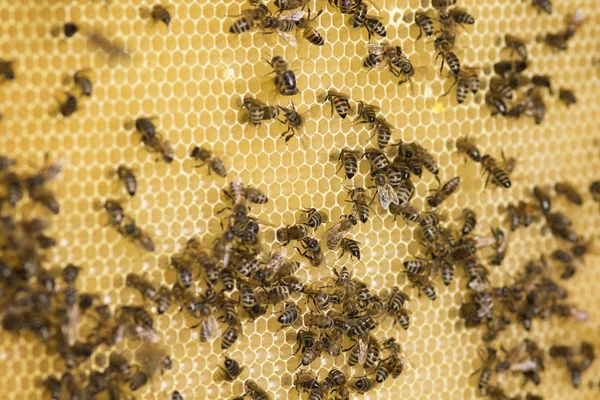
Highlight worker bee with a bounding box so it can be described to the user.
[241,96,279,126]
[414,11,435,39]
[363,42,400,71]
[278,102,310,147]
[338,237,361,261]
[338,149,360,179]
[221,320,241,351]
[481,155,511,189]
[533,186,552,215]
[190,146,227,178]
[354,101,380,127]
[364,16,387,39]
[114,165,137,196]
[141,4,172,27]
[277,301,299,327]
[295,237,324,268]
[55,91,78,117]
[218,356,244,382]
[324,214,357,249]
[403,258,436,276]
[349,376,373,394]
[266,56,299,96]
[544,32,567,51]
[126,273,157,301]
[276,223,310,245]
[320,89,352,119]
[371,117,394,149]
[0,59,15,82]
[244,380,271,400]
[449,7,475,25]
[409,142,439,176]
[554,182,582,205]
[350,3,368,29]
[301,208,326,229]
[144,133,175,163]
[229,4,270,34]
[426,176,460,208]
[434,37,460,76]
[274,0,309,12]
[294,8,325,46]
[363,147,389,171]
[304,312,334,330]
[485,91,508,116]
[558,88,576,106]
[505,34,527,59]
[67,69,94,97]
[371,170,399,210]
[29,185,60,214]
[408,273,436,300]
[346,187,373,223]
[294,371,320,392]
[118,216,156,252]
[531,0,552,14]
[456,136,481,162]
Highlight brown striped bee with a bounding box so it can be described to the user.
[456,136,481,162]
[481,155,511,189]
[302,208,327,228]
[324,214,357,250]
[461,208,477,235]
[229,4,270,34]
[371,170,399,210]
[338,237,361,261]
[505,34,527,59]
[190,146,227,177]
[558,88,576,107]
[346,186,374,223]
[266,56,299,96]
[434,37,460,77]
[338,149,361,179]
[274,0,309,12]
[321,89,352,119]
[426,176,460,208]
[354,101,381,127]
[294,8,325,46]
[115,165,137,196]
[278,102,310,147]
[449,8,475,26]
[364,16,387,40]
[414,11,435,39]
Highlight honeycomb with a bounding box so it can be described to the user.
[0,0,600,399]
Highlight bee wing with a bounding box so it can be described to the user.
[357,338,369,365]
[276,30,298,48]
[324,221,345,250]
[134,326,160,343]
[283,10,306,21]
[201,315,222,342]
[377,185,392,210]
[365,44,384,55]
[388,184,400,205]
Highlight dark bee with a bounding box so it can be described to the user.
[219,356,244,382]
[171,391,184,400]
[221,322,241,350]
[338,237,361,261]
[322,89,352,119]
[134,116,157,141]
[57,91,78,117]
[531,0,552,14]
[62,263,81,285]
[72,69,94,96]
[295,8,325,46]
[276,223,310,245]
[338,149,360,179]
[324,214,357,249]
[350,376,373,394]
[116,165,137,196]
[544,32,567,51]
[426,176,460,208]
[533,186,552,215]
[145,133,175,163]
[432,0,457,10]
[558,88,576,107]
[489,227,507,266]
[29,185,60,214]
[242,96,274,126]
[354,101,380,126]
[481,155,511,189]
[278,102,308,146]
[294,371,320,392]
[119,216,156,252]
[372,117,394,149]
[150,5,172,27]
[278,301,299,327]
[244,186,268,204]
[414,11,435,39]
[244,380,271,400]
[190,146,227,177]
[351,3,368,28]
[229,4,270,34]
[154,286,172,314]
[419,211,440,242]
[302,207,326,228]
[486,92,508,116]
[304,312,334,330]
[531,74,553,94]
[0,59,15,81]
[274,0,309,11]
[126,273,157,300]
[505,34,527,60]
[267,56,298,96]
[42,376,62,400]
[347,187,372,223]
[456,136,481,162]
[460,208,476,235]
[365,16,387,39]
[103,199,125,226]
[363,147,389,171]
[129,370,150,391]
[449,7,475,25]
[434,37,460,76]
[296,237,324,267]
[555,182,582,205]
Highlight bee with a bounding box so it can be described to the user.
[486,91,508,116]
[295,329,317,355]
[354,101,380,127]
[473,347,498,394]
[532,186,552,215]
[294,371,320,392]
[434,37,460,76]
[278,102,309,147]
[144,134,175,163]
[504,34,527,60]
[69,69,94,97]
[414,11,435,39]
[325,327,344,357]
[295,8,325,46]
[419,211,440,242]
[338,149,361,179]
[219,356,244,382]
[133,116,158,141]
[115,165,137,196]
[274,0,309,12]
[481,155,511,189]
[242,96,274,126]
[29,185,60,214]
[42,376,62,400]
[554,182,581,205]
[371,117,394,149]
[56,91,78,117]
[432,0,457,11]
[363,147,389,171]
[410,142,439,176]
[243,186,268,204]
[229,4,270,34]
[266,56,298,96]
[348,337,369,366]
[531,0,552,14]
[363,42,400,71]
[0,59,15,81]
[449,7,475,25]
[408,273,436,300]
[276,223,310,245]
[456,136,481,162]
[304,312,334,330]
[221,321,241,350]
[126,273,157,301]
[260,284,291,305]
[346,187,373,223]
[349,376,373,394]
[427,176,460,208]
[278,301,299,327]
[118,216,156,252]
[460,208,477,235]
[338,237,361,261]
[544,32,567,51]
[558,88,576,106]
[351,3,368,28]
[244,380,271,400]
[364,16,387,39]
[190,146,227,177]
[321,89,352,119]
[371,170,399,210]
[324,214,357,249]
[389,201,420,224]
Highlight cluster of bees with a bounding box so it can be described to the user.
[543,10,585,52]
[550,342,596,388]
[0,156,181,399]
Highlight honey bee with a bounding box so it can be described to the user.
[349,376,373,394]
[294,371,320,392]
[242,96,277,126]
[363,147,389,171]
[266,56,298,96]
[304,312,334,330]
[427,176,460,208]
[118,216,156,252]
[432,0,457,11]
[414,11,435,39]
[116,165,137,196]
[338,149,361,179]
[0,59,15,82]
[42,376,61,399]
[219,356,244,382]
[346,187,372,223]
[531,0,552,14]
[544,32,567,51]
[533,186,552,215]
[276,223,310,245]
[371,116,394,149]
[321,89,352,119]
[558,88,576,107]
[29,185,60,214]
[221,320,242,351]
[364,16,387,39]
[389,201,420,224]
[455,136,481,162]
[243,186,268,204]
[434,37,460,76]
[229,4,270,34]
[489,227,507,265]
[190,146,227,178]
[295,8,325,46]
[338,237,361,261]
[126,273,157,301]
[410,142,439,176]
[274,0,309,12]
[505,34,527,60]
[69,69,94,97]
[277,301,299,327]
[408,273,436,300]
[449,7,475,25]
[554,182,581,205]
[145,134,175,163]
[354,101,380,127]
[481,155,511,189]
[324,214,357,250]
[101,199,124,226]
[295,237,324,267]
[278,102,309,147]
[244,380,271,400]
[350,3,368,29]
[133,116,158,141]
[56,91,78,117]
